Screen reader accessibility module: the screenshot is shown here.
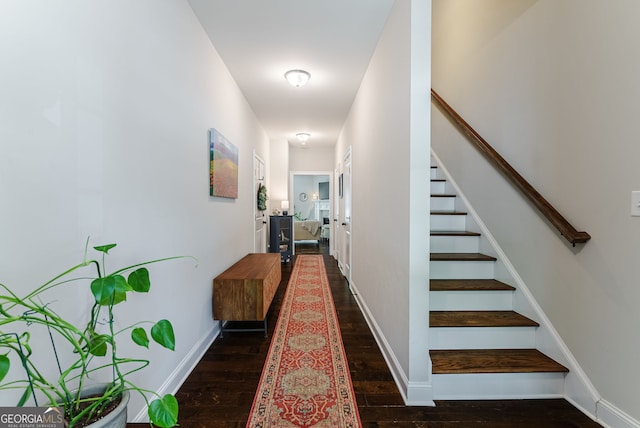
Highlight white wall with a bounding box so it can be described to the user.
[335,0,431,404]
[432,0,640,423]
[269,139,289,212]
[290,146,334,221]
[290,145,335,172]
[293,175,315,219]
[0,0,269,421]
[292,175,330,220]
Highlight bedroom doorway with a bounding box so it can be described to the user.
[290,171,332,252]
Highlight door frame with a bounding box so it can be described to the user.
[289,170,333,255]
[253,150,267,253]
[337,147,352,282]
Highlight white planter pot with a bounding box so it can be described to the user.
[68,384,130,428]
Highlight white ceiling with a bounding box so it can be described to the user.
[187,0,395,147]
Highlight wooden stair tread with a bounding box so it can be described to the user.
[428,162,569,384]
[430,349,569,374]
[430,231,481,237]
[430,253,497,262]
[430,279,515,291]
[430,310,539,327]
[431,211,467,215]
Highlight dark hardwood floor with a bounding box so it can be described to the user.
[128,241,601,427]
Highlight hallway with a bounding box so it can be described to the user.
[127,242,600,427]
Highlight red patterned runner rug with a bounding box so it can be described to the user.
[246,255,361,427]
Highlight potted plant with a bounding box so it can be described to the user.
[0,239,195,427]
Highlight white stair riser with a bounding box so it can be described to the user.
[430,215,467,231]
[431,235,479,253]
[430,290,512,311]
[431,196,456,211]
[431,181,446,194]
[429,159,569,403]
[430,260,495,279]
[432,372,566,400]
[429,326,536,350]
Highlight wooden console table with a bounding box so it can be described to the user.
[212,253,281,337]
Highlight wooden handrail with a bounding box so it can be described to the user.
[431,89,591,246]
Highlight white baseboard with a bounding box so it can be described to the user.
[349,279,434,407]
[131,322,219,422]
[132,271,639,428]
[596,399,640,428]
[431,151,639,427]
[405,380,435,406]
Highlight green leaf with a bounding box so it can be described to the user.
[0,354,9,383]
[90,275,131,305]
[93,243,117,254]
[91,276,114,304]
[79,327,110,356]
[148,394,178,428]
[131,327,149,348]
[128,268,150,293]
[151,319,175,351]
[113,275,132,304]
[87,333,109,357]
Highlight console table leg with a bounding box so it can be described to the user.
[263,317,268,338]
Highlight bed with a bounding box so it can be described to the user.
[294,220,322,243]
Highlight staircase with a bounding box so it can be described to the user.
[429,163,569,399]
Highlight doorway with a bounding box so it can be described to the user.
[253,151,267,253]
[289,171,333,252]
[337,148,351,281]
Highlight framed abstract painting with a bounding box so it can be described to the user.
[209,128,239,199]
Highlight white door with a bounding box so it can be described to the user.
[254,152,267,253]
[333,165,341,261]
[338,148,352,281]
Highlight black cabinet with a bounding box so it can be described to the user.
[269,215,292,262]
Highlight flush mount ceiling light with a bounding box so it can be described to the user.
[285,69,311,87]
[296,133,311,144]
